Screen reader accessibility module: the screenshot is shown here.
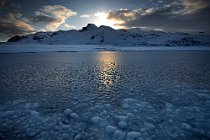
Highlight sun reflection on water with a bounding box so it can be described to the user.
[97,51,118,89]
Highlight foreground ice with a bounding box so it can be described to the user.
[1,96,210,140]
[0,51,210,139]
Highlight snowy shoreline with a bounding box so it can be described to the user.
[0,45,210,53]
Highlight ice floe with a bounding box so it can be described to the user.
[0,97,210,139]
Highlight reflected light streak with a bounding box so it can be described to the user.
[97,51,118,89]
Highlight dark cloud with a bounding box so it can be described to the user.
[183,0,210,13]
[0,0,21,13]
[0,0,5,6]
[30,15,57,23]
[107,0,210,32]
[0,13,35,37]
[0,4,76,41]
[30,5,77,31]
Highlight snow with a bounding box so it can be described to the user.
[0,51,210,139]
[5,24,210,46]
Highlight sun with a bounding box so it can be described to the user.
[94,12,113,28]
[94,12,125,29]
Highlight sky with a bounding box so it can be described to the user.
[0,0,210,41]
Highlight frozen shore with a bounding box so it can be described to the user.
[0,44,210,53]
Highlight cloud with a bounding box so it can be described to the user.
[107,1,210,32]
[31,5,77,31]
[63,23,76,30]
[0,5,76,41]
[0,13,35,36]
[0,0,21,11]
[107,8,155,22]
[30,15,56,23]
[0,0,5,6]
[183,0,210,13]
[80,14,90,18]
[107,9,137,22]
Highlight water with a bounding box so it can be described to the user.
[0,51,210,139]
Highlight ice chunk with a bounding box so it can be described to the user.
[122,103,130,109]
[104,104,111,109]
[127,131,141,140]
[165,102,173,112]
[32,103,39,108]
[74,134,82,140]
[126,113,134,118]
[70,113,79,118]
[100,110,108,116]
[54,126,61,131]
[91,116,101,124]
[181,123,192,130]
[61,133,70,139]
[62,124,70,129]
[0,111,15,119]
[124,98,138,103]
[95,104,104,110]
[129,88,134,92]
[113,130,125,140]
[144,122,155,129]
[30,111,39,116]
[118,116,127,121]
[26,128,41,137]
[122,98,138,109]
[90,116,107,127]
[64,109,72,117]
[118,121,127,129]
[106,125,117,134]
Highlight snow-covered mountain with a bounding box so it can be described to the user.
[7,24,210,46]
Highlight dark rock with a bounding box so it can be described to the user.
[7,35,27,42]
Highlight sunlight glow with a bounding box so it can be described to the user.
[94,12,125,29]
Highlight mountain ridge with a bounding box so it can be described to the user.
[7,24,210,46]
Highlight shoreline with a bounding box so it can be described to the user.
[0,45,210,54]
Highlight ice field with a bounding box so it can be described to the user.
[0,51,210,139]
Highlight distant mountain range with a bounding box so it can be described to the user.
[7,24,210,46]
